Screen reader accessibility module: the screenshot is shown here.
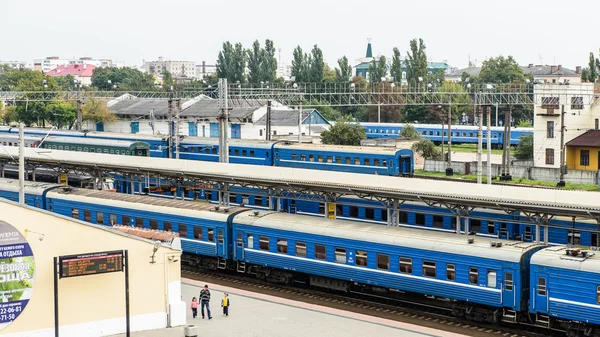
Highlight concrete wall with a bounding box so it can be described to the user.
[0,200,185,337]
[424,159,599,185]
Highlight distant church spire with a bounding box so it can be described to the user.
[366,38,373,58]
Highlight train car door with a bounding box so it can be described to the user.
[502,270,516,309]
[217,229,225,256]
[235,232,244,260]
[534,274,549,312]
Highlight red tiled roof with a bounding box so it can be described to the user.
[46,64,96,77]
[566,130,600,148]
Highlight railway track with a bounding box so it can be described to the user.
[412,174,559,190]
[182,267,563,337]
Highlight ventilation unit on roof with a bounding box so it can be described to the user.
[468,238,475,244]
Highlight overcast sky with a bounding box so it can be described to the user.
[2,0,598,70]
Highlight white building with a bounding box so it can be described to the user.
[33,56,118,73]
[144,57,195,79]
[447,64,583,84]
[195,61,217,79]
[533,83,600,169]
[0,60,32,70]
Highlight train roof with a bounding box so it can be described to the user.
[43,136,150,147]
[0,178,59,195]
[359,122,533,132]
[235,210,543,262]
[180,137,274,149]
[531,246,600,273]
[274,142,411,155]
[0,134,43,141]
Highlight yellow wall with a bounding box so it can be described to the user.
[567,146,600,171]
[0,200,183,336]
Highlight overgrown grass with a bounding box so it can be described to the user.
[414,169,600,191]
[436,143,505,155]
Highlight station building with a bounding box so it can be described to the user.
[0,199,185,337]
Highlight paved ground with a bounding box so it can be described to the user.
[451,152,503,164]
[111,278,468,337]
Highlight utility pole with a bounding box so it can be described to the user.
[446,100,453,176]
[266,100,272,141]
[486,105,492,184]
[378,104,381,123]
[501,105,513,180]
[558,104,566,187]
[477,104,483,184]
[167,98,174,159]
[218,78,230,163]
[76,81,82,131]
[298,101,303,144]
[441,116,444,161]
[18,123,25,204]
[174,99,181,159]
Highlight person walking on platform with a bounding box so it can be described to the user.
[190,297,199,318]
[199,284,212,319]
[221,293,230,317]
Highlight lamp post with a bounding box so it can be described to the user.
[75,79,82,131]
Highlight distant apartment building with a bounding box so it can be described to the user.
[144,57,195,79]
[533,83,600,169]
[447,64,582,84]
[0,60,31,70]
[195,61,217,79]
[33,56,119,73]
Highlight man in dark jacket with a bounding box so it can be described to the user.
[199,284,212,319]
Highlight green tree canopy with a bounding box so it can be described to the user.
[514,134,533,160]
[398,124,421,139]
[82,98,117,124]
[335,56,352,82]
[46,101,77,129]
[412,139,442,160]
[91,67,155,91]
[216,41,246,84]
[261,39,277,83]
[309,45,324,82]
[320,120,366,146]
[368,56,387,83]
[405,38,428,86]
[306,100,342,121]
[390,48,403,82]
[477,56,526,84]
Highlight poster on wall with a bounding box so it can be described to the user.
[0,220,35,331]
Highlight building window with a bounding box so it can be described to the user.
[259,236,270,251]
[422,261,436,278]
[542,97,559,110]
[505,273,513,291]
[547,121,554,138]
[545,149,554,165]
[334,248,346,263]
[399,257,412,273]
[596,119,599,130]
[581,150,590,166]
[469,267,478,284]
[377,254,389,270]
[277,239,288,254]
[446,264,456,281]
[571,96,584,110]
[355,250,368,267]
[296,242,306,257]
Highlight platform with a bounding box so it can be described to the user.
[111,278,467,337]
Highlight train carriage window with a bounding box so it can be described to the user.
[364,158,370,166]
[569,231,581,245]
[309,154,314,162]
[422,261,436,277]
[318,155,323,162]
[96,212,104,225]
[487,221,495,234]
[487,271,497,288]
[71,209,79,219]
[428,131,433,136]
[115,150,119,155]
[108,214,116,225]
[247,235,254,249]
[377,254,389,270]
[84,148,90,152]
[446,264,456,281]
[334,248,346,263]
[163,221,172,232]
[296,242,306,257]
[194,226,203,240]
[326,156,332,163]
[349,206,359,218]
[433,215,444,228]
[345,157,350,164]
[84,210,92,222]
[315,244,327,260]
[90,148,95,153]
[122,215,131,226]
[318,203,325,215]
[469,267,479,284]
[398,211,408,223]
[234,149,240,155]
[355,250,368,267]
[229,193,237,204]
[212,148,217,155]
[596,286,600,304]
[504,273,513,291]
[58,146,63,150]
[136,218,144,228]
[382,159,387,167]
[64,146,69,150]
[415,213,425,226]
[374,159,380,166]
[537,277,546,296]
[228,149,232,155]
[470,219,481,233]
[208,229,214,242]
[253,196,263,206]
[149,219,158,230]
[237,233,243,248]
[381,209,388,222]
[242,150,247,156]
[103,149,108,153]
[53,145,58,149]
[292,153,297,160]
[354,158,360,165]
[218,231,224,244]
[250,150,255,157]
[178,224,187,237]
[277,239,288,254]
[365,208,374,220]
[335,157,341,164]
[300,154,306,161]
[500,223,508,237]
[336,204,343,217]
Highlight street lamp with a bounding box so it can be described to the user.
[418,77,423,91]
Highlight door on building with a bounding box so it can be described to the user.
[597,151,600,170]
[188,122,198,137]
[231,124,241,139]
[209,123,219,137]
[202,125,206,137]
[96,122,104,132]
[130,121,139,134]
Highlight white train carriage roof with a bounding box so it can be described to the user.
[274,142,406,155]
[235,210,543,262]
[359,122,533,132]
[0,178,59,195]
[531,246,600,273]
[180,137,274,150]
[44,136,146,147]
[0,134,43,142]
[46,187,245,222]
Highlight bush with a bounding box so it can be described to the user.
[320,120,366,146]
[398,124,421,139]
[411,139,442,160]
[514,134,533,160]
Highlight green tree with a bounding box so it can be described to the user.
[216,42,246,83]
[514,134,533,160]
[588,52,598,83]
[390,48,403,82]
[412,139,442,160]
[322,64,337,83]
[247,40,262,84]
[55,75,75,91]
[291,46,306,82]
[401,105,430,123]
[368,56,387,83]
[82,98,117,124]
[162,70,174,90]
[517,120,533,128]
[46,101,77,129]
[216,41,233,80]
[335,56,352,82]
[405,38,428,86]
[1,105,18,125]
[309,45,324,82]
[306,100,341,121]
[477,56,526,84]
[320,120,366,145]
[261,39,277,83]
[581,68,591,82]
[398,124,421,139]
[91,67,155,91]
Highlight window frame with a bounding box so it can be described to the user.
[504,272,513,291]
[178,224,187,237]
[295,241,307,257]
[334,247,346,263]
[446,264,456,281]
[247,234,254,249]
[355,250,368,267]
[194,226,203,240]
[487,270,497,288]
[399,258,413,274]
[422,261,436,278]
[537,277,547,296]
[277,239,288,254]
[469,267,479,285]
[377,254,389,270]
[315,244,326,260]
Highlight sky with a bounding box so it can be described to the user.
[2,0,599,70]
